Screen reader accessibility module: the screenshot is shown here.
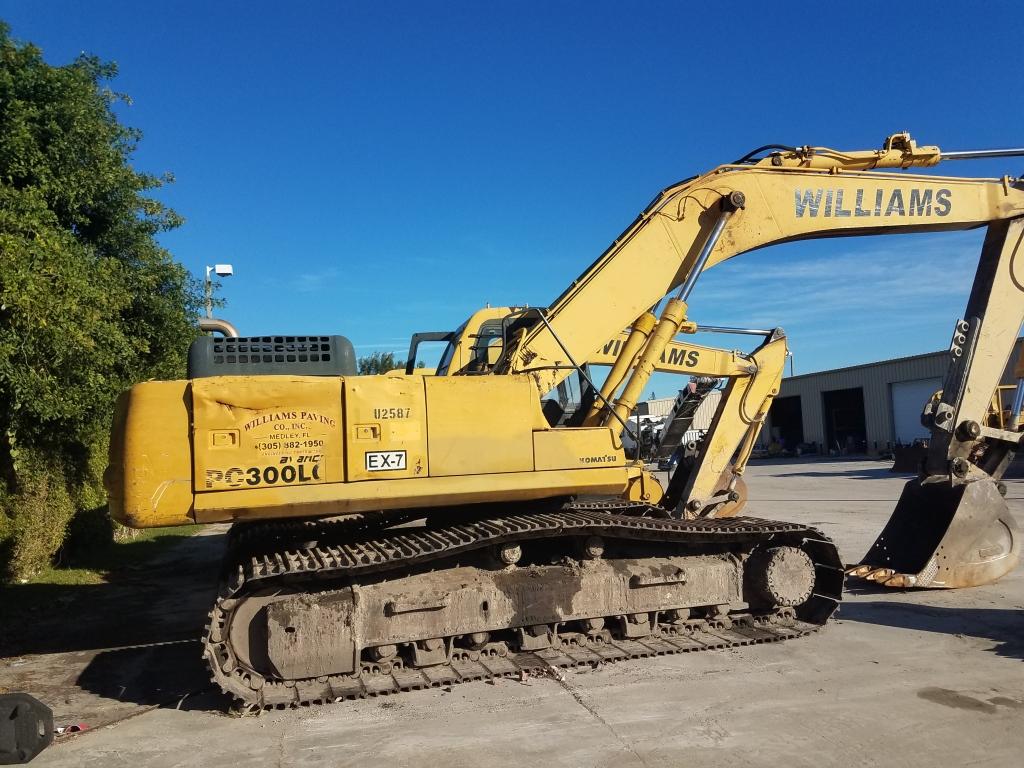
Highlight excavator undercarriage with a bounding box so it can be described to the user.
[205,501,842,709]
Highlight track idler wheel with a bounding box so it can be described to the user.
[747,546,816,607]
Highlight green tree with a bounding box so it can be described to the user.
[0,22,203,580]
[358,352,404,375]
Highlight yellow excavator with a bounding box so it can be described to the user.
[105,133,1023,708]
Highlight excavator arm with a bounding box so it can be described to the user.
[494,133,1023,586]
[848,216,1024,587]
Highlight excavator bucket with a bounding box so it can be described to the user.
[848,476,1021,588]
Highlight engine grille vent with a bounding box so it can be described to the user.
[188,335,357,378]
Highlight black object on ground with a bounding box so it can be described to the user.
[0,693,54,764]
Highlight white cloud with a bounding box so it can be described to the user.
[290,268,340,294]
[688,232,981,328]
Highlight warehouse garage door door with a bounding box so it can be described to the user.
[823,387,867,453]
[769,395,803,448]
[891,378,942,444]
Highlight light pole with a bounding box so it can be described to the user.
[204,264,234,318]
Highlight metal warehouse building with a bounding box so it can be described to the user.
[762,337,1023,456]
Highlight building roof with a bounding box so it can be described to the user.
[783,336,1024,383]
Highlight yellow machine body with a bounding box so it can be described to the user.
[107,374,636,528]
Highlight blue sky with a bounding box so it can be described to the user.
[4,1,1022,396]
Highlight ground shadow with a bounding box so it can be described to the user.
[1,530,233,717]
[772,466,911,480]
[0,532,225,657]
[749,456,892,468]
[76,641,231,713]
[838,600,1024,662]
[747,456,856,467]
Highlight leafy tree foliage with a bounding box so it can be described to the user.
[0,22,203,579]
[357,353,427,374]
[358,352,403,375]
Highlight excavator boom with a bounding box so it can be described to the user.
[503,155,1024,398]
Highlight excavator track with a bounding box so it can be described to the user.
[204,502,843,710]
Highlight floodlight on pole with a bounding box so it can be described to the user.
[204,264,234,318]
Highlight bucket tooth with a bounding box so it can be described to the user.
[851,476,1021,589]
[864,568,894,582]
[882,573,915,589]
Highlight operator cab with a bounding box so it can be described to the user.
[411,308,594,427]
